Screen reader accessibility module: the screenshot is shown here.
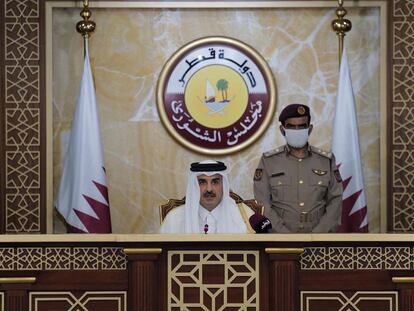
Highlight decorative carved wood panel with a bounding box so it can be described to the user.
[168,250,259,310]
[390,0,414,231]
[301,291,398,311]
[1,0,44,233]
[29,291,127,311]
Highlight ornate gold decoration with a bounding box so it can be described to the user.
[168,250,259,310]
[30,291,126,311]
[0,277,36,284]
[76,0,96,37]
[123,248,162,255]
[331,0,352,64]
[265,248,304,254]
[301,291,398,311]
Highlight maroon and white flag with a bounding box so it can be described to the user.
[55,46,112,233]
[332,46,368,232]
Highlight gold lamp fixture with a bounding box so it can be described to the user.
[331,0,352,65]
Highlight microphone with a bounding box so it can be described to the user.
[249,213,272,233]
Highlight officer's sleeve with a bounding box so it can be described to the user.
[253,156,291,233]
[312,154,343,233]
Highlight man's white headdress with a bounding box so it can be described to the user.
[184,160,248,233]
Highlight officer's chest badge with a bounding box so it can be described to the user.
[254,169,263,181]
[312,169,327,176]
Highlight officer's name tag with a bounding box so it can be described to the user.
[271,172,284,177]
[312,169,327,176]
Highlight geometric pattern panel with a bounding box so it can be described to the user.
[393,191,414,231]
[29,291,126,311]
[0,247,127,271]
[391,0,414,232]
[393,22,414,59]
[394,0,414,17]
[300,247,414,270]
[393,65,414,102]
[168,250,259,311]
[3,0,42,233]
[301,291,398,311]
[393,150,414,187]
[393,107,414,145]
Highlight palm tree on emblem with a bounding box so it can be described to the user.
[216,79,229,102]
[203,78,231,115]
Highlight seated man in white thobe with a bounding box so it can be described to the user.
[160,160,255,234]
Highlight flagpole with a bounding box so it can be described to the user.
[331,0,352,66]
[76,0,96,57]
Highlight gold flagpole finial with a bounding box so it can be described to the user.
[76,0,96,38]
[331,0,352,66]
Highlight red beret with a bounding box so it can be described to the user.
[278,104,311,124]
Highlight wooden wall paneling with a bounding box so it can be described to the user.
[1,282,35,311]
[125,251,161,311]
[3,0,43,234]
[268,252,301,311]
[301,290,398,311]
[0,0,5,235]
[6,290,27,311]
[259,248,270,311]
[389,0,414,231]
[400,287,414,311]
[29,291,127,311]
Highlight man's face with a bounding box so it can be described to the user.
[280,116,313,135]
[197,174,224,211]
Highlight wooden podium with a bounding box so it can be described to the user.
[0,234,412,311]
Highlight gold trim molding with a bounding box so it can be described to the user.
[0,277,36,284]
[392,277,414,284]
[265,247,304,254]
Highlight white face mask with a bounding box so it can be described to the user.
[284,128,309,148]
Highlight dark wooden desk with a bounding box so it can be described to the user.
[0,234,411,311]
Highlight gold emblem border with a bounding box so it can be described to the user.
[156,36,277,155]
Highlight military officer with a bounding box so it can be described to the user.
[253,103,343,233]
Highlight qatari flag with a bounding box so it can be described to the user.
[55,44,112,233]
[332,46,368,233]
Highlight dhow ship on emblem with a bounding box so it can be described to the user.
[204,79,230,115]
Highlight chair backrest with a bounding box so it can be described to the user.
[159,191,264,224]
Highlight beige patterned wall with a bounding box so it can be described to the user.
[51,6,381,233]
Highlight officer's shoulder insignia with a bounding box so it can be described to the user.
[334,169,342,182]
[254,169,263,181]
[264,147,283,158]
[311,146,331,158]
[312,169,328,176]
